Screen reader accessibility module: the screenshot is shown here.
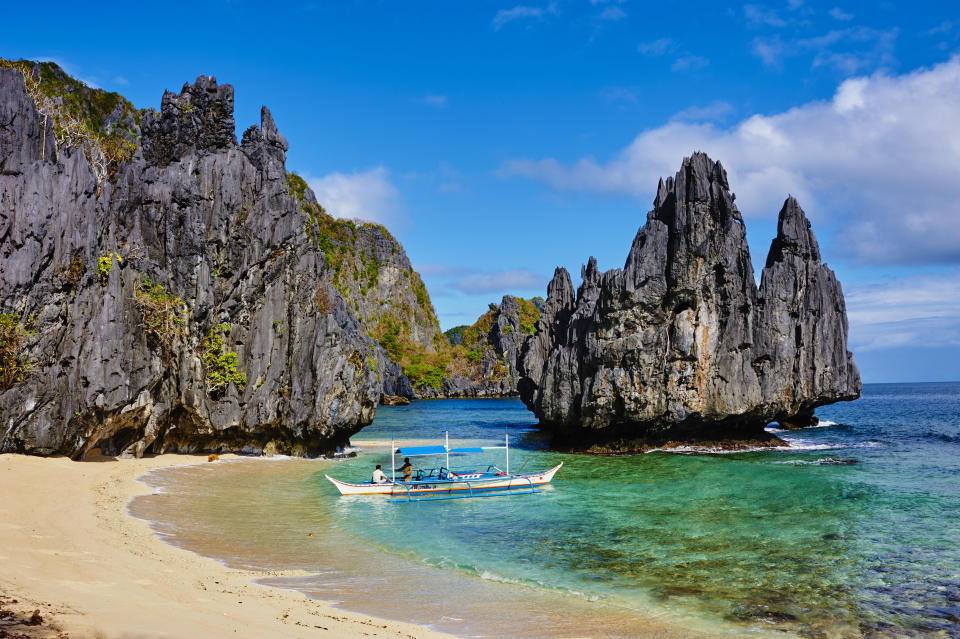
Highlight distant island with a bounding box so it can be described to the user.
[0,61,858,458]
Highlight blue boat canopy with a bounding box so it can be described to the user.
[396,446,486,456]
[396,445,447,456]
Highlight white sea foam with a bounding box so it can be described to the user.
[479,570,522,585]
[780,437,882,451]
[771,458,860,466]
[767,420,840,434]
[648,435,880,455]
[645,445,779,455]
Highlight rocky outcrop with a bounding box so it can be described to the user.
[0,63,385,458]
[432,295,542,397]
[518,153,860,450]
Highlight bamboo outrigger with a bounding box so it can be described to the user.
[325,432,563,502]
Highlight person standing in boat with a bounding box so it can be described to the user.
[396,457,413,482]
[371,464,390,484]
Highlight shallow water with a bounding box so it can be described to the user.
[130,383,960,638]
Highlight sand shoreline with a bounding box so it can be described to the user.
[0,452,455,639]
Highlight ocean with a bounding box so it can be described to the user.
[129,382,960,638]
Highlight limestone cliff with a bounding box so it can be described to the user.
[0,62,397,457]
[518,153,860,450]
[437,295,542,397]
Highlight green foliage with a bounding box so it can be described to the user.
[0,59,140,182]
[362,255,380,289]
[443,325,469,346]
[403,361,446,390]
[287,172,309,203]
[410,272,436,321]
[465,347,483,364]
[374,317,404,362]
[97,252,122,285]
[0,314,34,390]
[134,275,187,350]
[347,350,364,375]
[201,324,247,396]
[517,297,542,335]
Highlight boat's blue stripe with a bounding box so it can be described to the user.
[396,445,447,455]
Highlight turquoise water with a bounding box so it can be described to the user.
[132,384,960,638]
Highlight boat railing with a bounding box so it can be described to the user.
[390,471,539,503]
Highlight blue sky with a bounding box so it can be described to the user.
[4,0,959,382]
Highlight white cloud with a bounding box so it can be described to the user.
[500,56,960,265]
[637,38,673,56]
[492,4,555,30]
[452,269,546,295]
[845,271,960,351]
[926,21,957,36]
[597,6,626,21]
[307,167,403,227]
[752,26,897,72]
[420,265,547,296]
[671,55,709,72]
[752,36,786,68]
[744,4,787,27]
[828,7,854,21]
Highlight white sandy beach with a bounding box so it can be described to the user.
[0,452,456,639]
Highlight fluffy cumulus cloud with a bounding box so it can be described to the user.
[307,167,403,227]
[845,271,960,351]
[502,56,960,266]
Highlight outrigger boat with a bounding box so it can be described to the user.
[325,432,563,502]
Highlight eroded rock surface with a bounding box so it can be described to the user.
[0,66,384,457]
[518,153,860,450]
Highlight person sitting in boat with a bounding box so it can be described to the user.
[371,464,390,484]
[396,458,413,482]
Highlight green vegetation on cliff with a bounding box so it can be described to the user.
[0,314,33,391]
[287,172,445,391]
[201,324,247,396]
[0,59,140,182]
[134,275,187,352]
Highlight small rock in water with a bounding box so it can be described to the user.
[208,454,220,462]
[26,609,42,625]
[381,395,411,406]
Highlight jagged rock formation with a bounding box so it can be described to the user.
[519,153,860,450]
[435,295,542,397]
[0,63,394,457]
[284,174,434,400]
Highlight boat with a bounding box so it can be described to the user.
[325,432,563,501]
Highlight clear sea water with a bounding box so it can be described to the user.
[129,382,960,638]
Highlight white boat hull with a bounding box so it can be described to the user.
[326,463,563,496]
